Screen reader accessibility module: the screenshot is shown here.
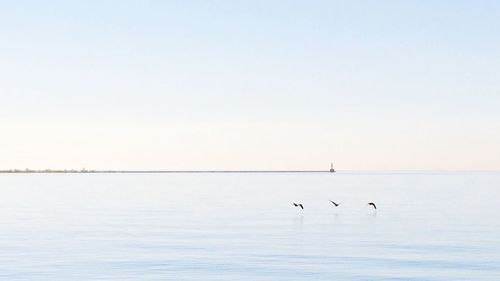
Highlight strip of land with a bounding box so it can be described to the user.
[0,169,329,173]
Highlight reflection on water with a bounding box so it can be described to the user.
[293,214,304,225]
[0,172,499,280]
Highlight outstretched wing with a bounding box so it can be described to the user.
[330,200,339,206]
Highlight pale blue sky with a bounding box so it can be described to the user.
[1,0,499,170]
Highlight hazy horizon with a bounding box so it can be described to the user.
[1,168,500,173]
[1,1,499,171]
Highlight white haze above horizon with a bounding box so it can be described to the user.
[1,0,499,171]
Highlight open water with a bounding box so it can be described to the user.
[0,172,499,280]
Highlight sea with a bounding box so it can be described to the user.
[0,172,499,280]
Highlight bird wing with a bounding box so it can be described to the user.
[299,204,304,209]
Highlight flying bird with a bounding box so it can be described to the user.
[293,203,304,209]
[329,200,340,207]
[367,202,377,210]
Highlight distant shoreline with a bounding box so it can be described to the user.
[0,170,330,174]
[1,170,498,174]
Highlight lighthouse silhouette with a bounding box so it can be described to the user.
[330,162,335,173]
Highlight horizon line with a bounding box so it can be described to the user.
[1,169,499,174]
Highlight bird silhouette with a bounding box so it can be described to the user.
[293,203,304,209]
[329,200,340,207]
[367,202,377,209]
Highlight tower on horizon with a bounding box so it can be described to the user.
[330,162,335,173]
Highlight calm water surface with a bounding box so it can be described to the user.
[0,172,499,280]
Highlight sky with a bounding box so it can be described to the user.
[1,0,499,171]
